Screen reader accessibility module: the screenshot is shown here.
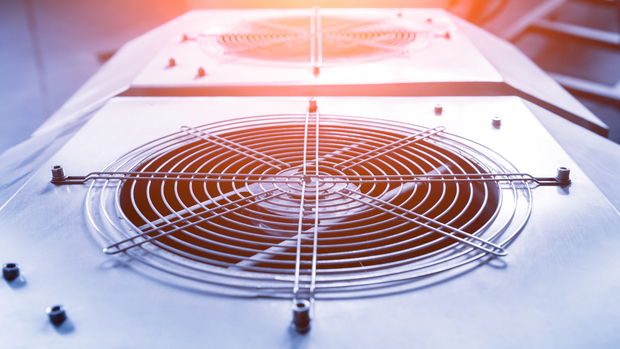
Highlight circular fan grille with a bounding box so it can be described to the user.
[88,114,531,298]
[202,16,429,62]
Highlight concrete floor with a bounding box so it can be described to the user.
[1,0,619,155]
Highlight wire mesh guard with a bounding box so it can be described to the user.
[199,11,434,64]
[85,113,532,298]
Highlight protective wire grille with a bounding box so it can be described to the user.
[200,14,432,64]
[87,113,531,298]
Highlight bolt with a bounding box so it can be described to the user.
[46,305,67,325]
[168,58,176,67]
[3,263,19,280]
[313,66,320,76]
[197,67,206,78]
[492,117,501,128]
[434,104,443,115]
[51,165,66,182]
[292,299,311,333]
[555,167,570,184]
[309,98,318,113]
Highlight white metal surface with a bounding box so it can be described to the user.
[131,8,502,88]
[2,96,620,348]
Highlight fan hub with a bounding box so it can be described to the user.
[272,168,349,199]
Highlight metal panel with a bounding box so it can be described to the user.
[533,18,620,46]
[2,96,620,348]
[130,8,502,88]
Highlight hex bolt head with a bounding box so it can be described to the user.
[292,299,311,333]
[51,165,66,182]
[492,117,502,128]
[46,305,67,325]
[3,263,19,280]
[556,167,571,183]
[434,104,443,115]
[197,67,206,78]
[168,58,176,67]
[309,98,318,113]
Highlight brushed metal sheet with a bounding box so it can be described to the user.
[1,96,619,348]
[131,9,502,88]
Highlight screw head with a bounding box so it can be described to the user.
[46,305,67,325]
[3,263,19,280]
[492,117,502,128]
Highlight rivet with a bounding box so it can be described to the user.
[46,305,67,325]
[197,67,206,78]
[292,299,311,333]
[434,104,443,115]
[492,117,501,128]
[3,263,20,280]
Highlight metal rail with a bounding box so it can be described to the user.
[310,106,320,299]
[336,126,446,170]
[103,188,283,254]
[223,33,307,55]
[50,170,570,186]
[338,189,507,257]
[310,6,322,75]
[180,125,289,170]
[293,107,312,299]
